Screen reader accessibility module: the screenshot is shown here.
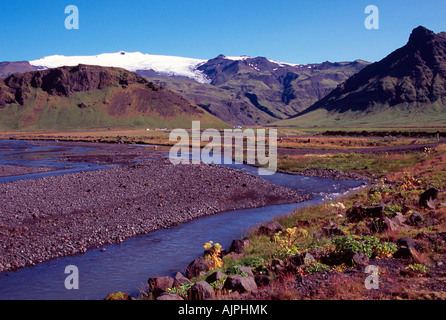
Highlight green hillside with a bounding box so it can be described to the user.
[0,65,229,132]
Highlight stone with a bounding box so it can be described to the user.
[229,239,251,254]
[237,266,254,278]
[352,252,369,267]
[173,272,191,288]
[419,188,439,208]
[393,246,415,259]
[77,102,88,109]
[397,237,416,249]
[156,293,184,300]
[322,223,346,236]
[255,274,272,287]
[186,257,213,279]
[148,276,174,298]
[289,252,316,266]
[223,275,258,293]
[206,271,227,284]
[393,237,416,259]
[409,211,424,225]
[270,258,286,274]
[346,204,386,222]
[188,281,215,300]
[258,221,284,235]
[368,217,398,233]
[391,212,406,226]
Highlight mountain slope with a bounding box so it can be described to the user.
[3,52,369,126]
[151,55,369,125]
[0,64,228,131]
[275,26,446,127]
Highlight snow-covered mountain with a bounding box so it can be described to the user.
[30,51,211,83]
[7,51,369,126]
[29,51,302,84]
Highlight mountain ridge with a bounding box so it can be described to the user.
[1,52,370,126]
[275,26,446,127]
[0,64,228,131]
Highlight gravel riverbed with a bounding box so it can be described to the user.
[0,144,311,273]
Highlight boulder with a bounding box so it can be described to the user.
[397,237,416,249]
[223,275,258,293]
[352,252,369,267]
[393,246,415,259]
[258,221,284,235]
[393,237,416,259]
[229,239,251,254]
[148,276,174,298]
[186,257,213,279]
[206,271,227,284]
[289,252,316,266]
[322,223,346,236]
[270,258,286,274]
[346,204,386,222]
[419,188,439,208]
[237,266,254,278]
[368,217,398,233]
[255,274,272,287]
[391,212,406,226]
[173,272,191,288]
[188,281,215,300]
[408,211,424,225]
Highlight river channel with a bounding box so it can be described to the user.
[0,140,365,300]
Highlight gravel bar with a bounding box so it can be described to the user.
[0,152,311,273]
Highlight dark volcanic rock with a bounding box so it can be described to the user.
[188,281,215,300]
[206,271,227,284]
[186,257,214,279]
[223,275,258,293]
[258,221,284,236]
[229,239,251,254]
[173,272,191,288]
[352,253,369,267]
[346,204,386,222]
[393,237,417,259]
[419,188,439,208]
[409,211,424,225]
[148,276,174,298]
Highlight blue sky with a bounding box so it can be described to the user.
[1,0,445,64]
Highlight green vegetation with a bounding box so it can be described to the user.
[278,151,431,178]
[0,86,228,131]
[405,264,430,276]
[332,235,397,259]
[273,102,446,128]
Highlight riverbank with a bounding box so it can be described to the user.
[0,142,311,273]
[136,144,446,301]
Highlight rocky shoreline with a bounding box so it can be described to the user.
[0,147,311,273]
